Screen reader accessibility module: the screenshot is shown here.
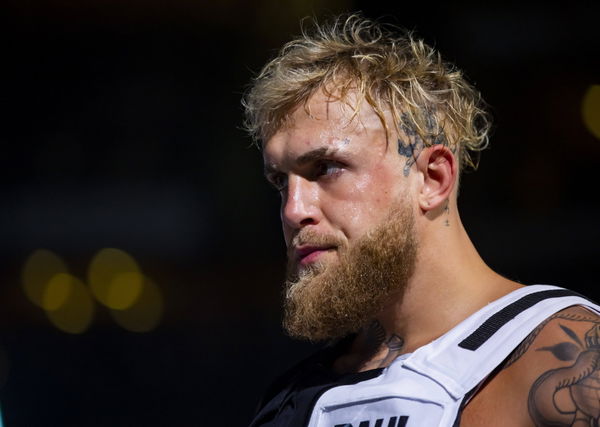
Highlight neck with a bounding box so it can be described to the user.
[334,209,522,374]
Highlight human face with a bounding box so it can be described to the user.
[263,91,411,275]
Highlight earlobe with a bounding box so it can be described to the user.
[415,145,457,212]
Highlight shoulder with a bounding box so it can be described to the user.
[509,305,600,426]
[462,304,600,427]
[254,349,322,412]
[251,339,346,423]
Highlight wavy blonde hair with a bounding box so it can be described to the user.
[242,14,490,170]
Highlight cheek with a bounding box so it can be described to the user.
[333,169,400,238]
[353,166,399,207]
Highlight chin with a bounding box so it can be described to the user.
[283,204,417,342]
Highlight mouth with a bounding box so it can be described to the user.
[295,245,337,266]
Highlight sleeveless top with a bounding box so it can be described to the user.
[250,285,599,427]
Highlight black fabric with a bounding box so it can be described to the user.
[249,337,384,427]
[458,289,584,351]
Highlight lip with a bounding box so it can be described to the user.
[295,245,336,265]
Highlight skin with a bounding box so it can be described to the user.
[263,90,600,425]
[461,306,600,427]
[264,92,408,256]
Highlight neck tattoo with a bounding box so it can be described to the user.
[364,320,405,368]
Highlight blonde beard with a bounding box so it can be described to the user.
[283,204,417,342]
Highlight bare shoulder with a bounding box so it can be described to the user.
[461,305,600,427]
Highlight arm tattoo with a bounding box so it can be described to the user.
[503,312,598,369]
[509,312,600,426]
[397,111,448,176]
[364,320,405,368]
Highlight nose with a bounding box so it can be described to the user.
[281,174,320,230]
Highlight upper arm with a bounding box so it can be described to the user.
[462,305,600,427]
[517,305,600,426]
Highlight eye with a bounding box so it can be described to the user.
[314,160,344,179]
[267,173,288,191]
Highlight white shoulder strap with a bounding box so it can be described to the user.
[403,285,599,399]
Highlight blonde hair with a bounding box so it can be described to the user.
[242,14,491,170]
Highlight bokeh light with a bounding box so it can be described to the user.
[107,272,144,310]
[44,274,95,334]
[582,85,600,139]
[88,248,142,309]
[22,249,68,307]
[43,273,72,311]
[110,277,163,333]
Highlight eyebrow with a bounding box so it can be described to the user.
[296,147,339,165]
[264,147,340,177]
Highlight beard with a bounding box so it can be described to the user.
[283,203,417,342]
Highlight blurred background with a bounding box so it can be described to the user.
[0,0,598,425]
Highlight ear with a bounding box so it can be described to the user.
[415,145,457,212]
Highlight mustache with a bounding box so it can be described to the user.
[287,229,346,258]
[285,229,345,283]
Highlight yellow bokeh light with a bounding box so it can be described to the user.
[107,271,144,310]
[43,273,73,311]
[110,277,164,333]
[88,248,141,309]
[22,249,68,307]
[582,85,600,139]
[45,274,94,334]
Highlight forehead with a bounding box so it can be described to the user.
[263,91,390,160]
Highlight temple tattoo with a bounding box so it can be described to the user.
[364,320,405,368]
[505,312,600,426]
[397,111,448,176]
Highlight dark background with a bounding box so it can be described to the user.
[0,1,599,425]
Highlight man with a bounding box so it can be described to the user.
[243,14,600,427]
